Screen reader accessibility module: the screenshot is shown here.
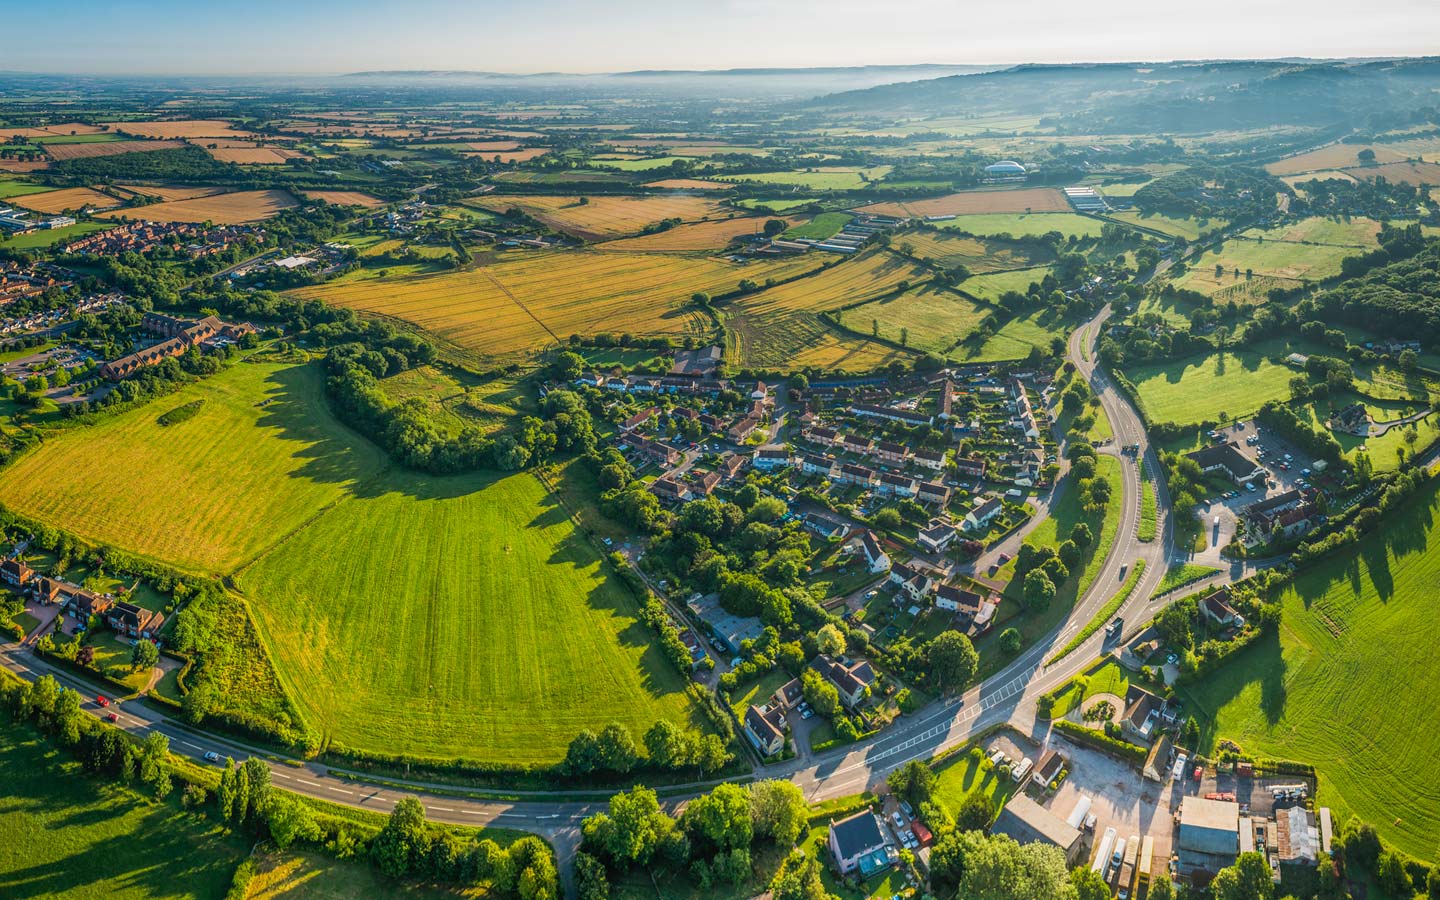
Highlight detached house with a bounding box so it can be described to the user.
[1200,589,1242,628]
[743,704,788,757]
[812,655,877,708]
[917,521,956,554]
[888,562,934,602]
[0,557,34,587]
[858,531,890,573]
[964,497,1003,532]
[828,811,893,877]
[107,601,165,640]
[1185,442,1265,485]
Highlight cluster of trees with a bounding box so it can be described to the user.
[1099,305,1216,367]
[1290,174,1432,221]
[1292,467,1431,564]
[1312,229,1440,341]
[1254,400,1344,466]
[576,780,809,898]
[1133,165,1287,223]
[561,719,731,780]
[369,798,557,897]
[1015,518,1094,612]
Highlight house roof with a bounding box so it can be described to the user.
[1185,441,1261,481]
[993,794,1081,852]
[1201,588,1237,620]
[1123,685,1162,729]
[745,704,785,745]
[830,811,887,861]
[859,530,885,560]
[918,480,949,497]
[970,497,1002,519]
[876,441,907,456]
[1035,749,1065,782]
[756,445,789,460]
[915,448,946,463]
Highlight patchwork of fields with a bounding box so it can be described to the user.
[292,250,823,361]
[1170,238,1357,296]
[470,193,730,240]
[1184,479,1440,859]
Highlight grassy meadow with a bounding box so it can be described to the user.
[1126,348,1295,425]
[1183,479,1440,860]
[846,284,994,355]
[898,232,1046,272]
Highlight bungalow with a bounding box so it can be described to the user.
[917,480,951,506]
[107,601,165,640]
[1185,442,1265,485]
[752,445,791,471]
[954,455,987,479]
[963,497,1003,532]
[813,655,877,708]
[874,441,909,465]
[803,512,850,541]
[876,473,917,498]
[801,454,835,478]
[1200,588,1241,628]
[850,403,933,427]
[805,426,840,446]
[743,704,788,757]
[858,530,891,573]
[889,562,933,602]
[0,557,34,587]
[1120,685,1164,747]
[836,463,876,487]
[828,811,893,876]
[913,448,946,471]
[718,453,747,481]
[917,522,956,554]
[728,416,761,443]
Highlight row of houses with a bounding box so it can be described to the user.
[801,424,947,473]
[0,558,165,640]
[99,313,257,381]
[771,446,954,505]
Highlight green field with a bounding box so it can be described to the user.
[2,221,112,249]
[0,362,387,573]
[1183,479,1440,860]
[959,267,1053,303]
[1126,348,1295,426]
[848,284,994,354]
[593,155,693,171]
[736,198,817,212]
[1107,211,1218,241]
[937,212,1106,239]
[0,723,251,899]
[931,748,1017,820]
[236,466,703,764]
[1172,238,1355,297]
[0,179,50,199]
[783,211,853,241]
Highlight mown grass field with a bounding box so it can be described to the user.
[1183,479,1440,860]
[936,212,1106,239]
[1236,216,1386,247]
[845,284,994,355]
[1172,238,1356,296]
[1106,211,1217,240]
[1,221,111,249]
[469,194,730,240]
[0,362,386,573]
[0,723,251,899]
[0,178,49,199]
[898,232,1046,272]
[236,466,705,764]
[292,250,822,361]
[729,251,929,368]
[1126,348,1295,425]
[782,211,853,241]
[958,266,1053,303]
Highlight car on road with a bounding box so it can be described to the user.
[95,695,109,707]
[105,712,119,723]
[865,590,877,599]
[203,751,222,764]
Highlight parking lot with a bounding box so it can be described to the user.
[1044,732,1177,873]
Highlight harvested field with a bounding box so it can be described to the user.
[112,119,262,140]
[97,189,298,224]
[10,186,120,213]
[117,183,229,202]
[0,122,107,140]
[730,250,930,367]
[788,332,915,371]
[857,187,1070,218]
[643,178,733,191]
[291,250,823,360]
[469,193,732,241]
[1346,160,1440,186]
[718,166,890,191]
[1283,170,1358,188]
[462,147,551,163]
[598,215,795,251]
[42,139,186,160]
[303,190,386,208]
[897,231,1048,272]
[465,140,521,151]
[1265,143,1408,175]
[0,159,49,173]
[206,146,308,165]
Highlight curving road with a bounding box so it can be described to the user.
[0,304,1255,885]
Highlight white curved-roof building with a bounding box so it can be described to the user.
[984,160,1027,175]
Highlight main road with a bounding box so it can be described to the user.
[0,304,1238,880]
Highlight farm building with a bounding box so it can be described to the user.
[992,794,1084,865]
[1176,797,1241,881]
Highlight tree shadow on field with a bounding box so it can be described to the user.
[1179,627,1289,751]
[252,363,390,493]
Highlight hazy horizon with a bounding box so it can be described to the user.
[7,0,1438,77]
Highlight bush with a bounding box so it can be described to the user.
[1053,720,1146,765]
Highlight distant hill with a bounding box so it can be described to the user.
[800,58,1440,132]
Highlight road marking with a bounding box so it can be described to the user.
[178,739,204,751]
[330,788,353,795]
[271,771,292,780]
[299,779,324,788]
[429,806,454,812]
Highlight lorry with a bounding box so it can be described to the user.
[1108,837,1127,882]
[1115,834,1140,898]
[1137,835,1155,895]
[1065,795,1093,830]
[1091,827,1118,876]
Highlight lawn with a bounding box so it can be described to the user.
[782,211,853,241]
[845,284,994,355]
[1138,466,1157,542]
[1106,211,1218,241]
[931,746,1018,817]
[235,467,705,765]
[937,212,1107,239]
[1,221,112,249]
[0,723,251,899]
[0,361,387,573]
[1181,478,1440,860]
[1125,347,1296,426]
[0,178,50,199]
[728,668,792,720]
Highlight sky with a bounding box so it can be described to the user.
[5,0,1438,75]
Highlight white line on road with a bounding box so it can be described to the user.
[299,779,324,788]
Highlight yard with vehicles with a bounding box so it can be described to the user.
[1182,477,1440,860]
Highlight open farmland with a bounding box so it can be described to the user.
[42,139,187,160]
[1183,479,1440,860]
[1106,210,1216,240]
[112,118,263,140]
[0,362,386,573]
[10,186,119,213]
[936,212,1107,239]
[97,189,298,224]
[717,166,891,190]
[598,215,795,251]
[470,193,731,240]
[845,284,995,354]
[857,187,1070,218]
[303,189,386,208]
[897,231,1047,272]
[1237,216,1385,247]
[1125,347,1295,425]
[1347,160,1440,185]
[0,725,252,900]
[462,147,551,163]
[1265,143,1409,175]
[0,122,108,140]
[206,146,308,165]
[116,183,229,201]
[236,466,705,764]
[0,179,49,199]
[786,331,915,371]
[642,178,733,191]
[729,250,929,367]
[292,250,823,361]
[1170,237,1357,296]
[958,266,1053,303]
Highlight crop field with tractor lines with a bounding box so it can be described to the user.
[469,193,732,240]
[96,188,299,224]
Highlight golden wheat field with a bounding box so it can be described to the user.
[469,193,732,240]
[598,215,797,252]
[206,146,309,165]
[302,190,387,208]
[1265,144,1408,175]
[112,119,264,140]
[116,184,231,202]
[642,178,733,191]
[0,122,108,140]
[42,140,187,160]
[858,187,1071,218]
[289,250,824,360]
[97,189,299,224]
[11,187,120,213]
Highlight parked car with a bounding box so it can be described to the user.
[1172,753,1188,781]
[891,812,906,830]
